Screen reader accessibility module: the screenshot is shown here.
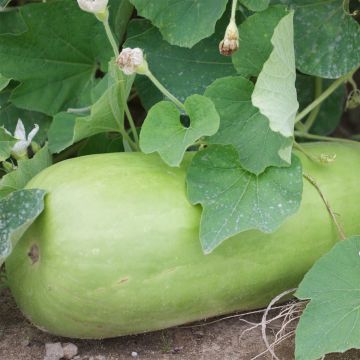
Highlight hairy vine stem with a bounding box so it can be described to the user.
[303,173,346,241]
[294,131,359,145]
[231,0,238,22]
[302,77,323,133]
[295,68,357,124]
[102,15,139,149]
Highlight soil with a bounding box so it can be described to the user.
[1,289,360,360]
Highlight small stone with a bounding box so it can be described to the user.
[44,342,64,360]
[21,339,30,347]
[131,352,138,357]
[62,343,78,359]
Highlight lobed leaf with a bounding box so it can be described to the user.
[295,236,360,360]
[290,0,360,78]
[252,11,298,145]
[205,76,293,175]
[187,145,303,253]
[232,5,287,77]
[128,0,228,48]
[140,95,220,167]
[48,63,133,154]
[0,0,112,115]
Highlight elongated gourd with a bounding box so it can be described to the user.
[6,142,360,339]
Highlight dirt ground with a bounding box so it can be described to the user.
[1,288,359,360]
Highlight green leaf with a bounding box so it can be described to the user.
[0,145,52,199]
[78,133,124,156]
[0,8,27,35]
[48,63,133,154]
[0,91,51,144]
[0,127,15,161]
[0,0,112,115]
[125,18,236,105]
[295,236,360,360]
[0,189,46,266]
[128,0,228,48]
[296,75,345,135]
[205,76,293,175]
[252,11,298,145]
[239,0,270,12]
[290,0,360,78]
[0,74,10,92]
[232,5,287,77]
[140,95,220,167]
[187,145,303,253]
[108,0,134,43]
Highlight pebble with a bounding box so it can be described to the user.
[62,343,78,359]
[44,342,64,360]
[131,351,138,357]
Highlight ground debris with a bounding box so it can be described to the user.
[44,342,64,360]
[62,343,78,359]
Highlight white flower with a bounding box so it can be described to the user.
[219,20,239,56]
[10,119,39,159]
[77,0,108,14]
[116,48,148,75]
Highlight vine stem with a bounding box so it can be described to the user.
[102,14,139,148]
[294,131,359,145]
[302,77,323,132]
[295,69,356,124]
[303,173,346,241]
[145,70,186,112]
[231,0,238,21]
[293,142,320,163]
[103,16,119,56]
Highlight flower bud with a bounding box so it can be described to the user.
[77,0,108,15]
[116,48,149,76]
[219,20,239,56]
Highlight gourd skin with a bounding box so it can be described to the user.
[6,143,360,339]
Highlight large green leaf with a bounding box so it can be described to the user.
[296,75,345,135]
[140,95,219,167]
[252,11,298,144]
[78,133,124,156]
[281,0,360,78]
[108,0,134,43]
[0,91,51,144]
[0,0,112,115]
[0,8,27,35]
[205,76,292,175]
[295,236,360,360]
[232,5,287,77]
[128,0,228,48]
[0,145,52,199]
[0,189,46,266]
[0,127,15,161]
[48,63,133,154]
[125,18,236,105]
[240,0,270,12]
[187,145,303,253]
